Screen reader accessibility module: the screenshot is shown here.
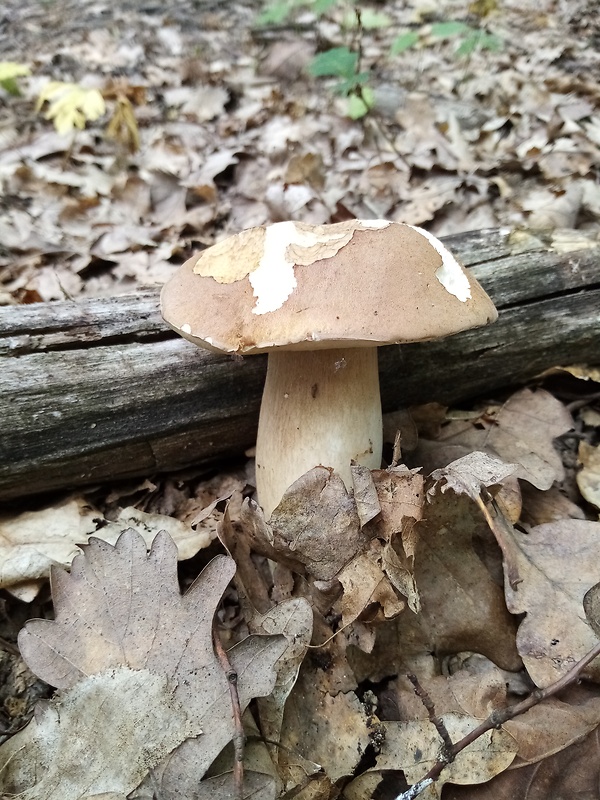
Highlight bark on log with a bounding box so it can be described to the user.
[1,227,599,502]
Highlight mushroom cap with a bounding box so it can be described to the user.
[161,220,497,354]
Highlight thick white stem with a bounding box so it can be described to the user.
[255,347,383,518]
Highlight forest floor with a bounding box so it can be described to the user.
[0,0,599,302]
[1,3,600,799]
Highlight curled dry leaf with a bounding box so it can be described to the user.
[503,520,600,686]
[351,464,381,527]
[417,389,572,490]
[0,496,210,591]
[389,664,600,770]
[270,467,367,581]
[429,451,522,588]
[338,548,406,625]
[14,530,286,795]
[444,711,600,800]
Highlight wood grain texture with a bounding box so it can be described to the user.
[1,227,599,501]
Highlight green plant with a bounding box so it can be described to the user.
[257,0,503,120]
[391,20,503,59]
[257,0,337,26]
[0,62,31,95]
[307,45,374,119]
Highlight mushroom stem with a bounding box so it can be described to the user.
[255,347,383,518]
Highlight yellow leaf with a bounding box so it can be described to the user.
[36,81,106,134]
[0,62,30,81]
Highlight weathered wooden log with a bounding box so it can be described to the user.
[1,227,598,502]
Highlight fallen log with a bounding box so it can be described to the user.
[1,227,598,502]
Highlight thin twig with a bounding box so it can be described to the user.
[401,638,600,799]
[407,673,454,758]
[213,621,245,800]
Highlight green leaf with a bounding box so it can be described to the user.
[332,71,370,96]
[312,0,338,13]
[257,0,296,25]
[0,62,30,94]
[346,86,374,119]
[455,29,502,56]
[308,47,358,79]
[430,20,470,38]
[390,31,419,54]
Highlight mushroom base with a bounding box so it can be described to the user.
[255,347,383,518]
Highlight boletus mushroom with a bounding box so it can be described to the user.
[161,220,497,517]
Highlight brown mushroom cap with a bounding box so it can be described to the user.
[161,220,497,354]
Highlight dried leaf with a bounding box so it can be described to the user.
[399,489,521,670]
[0,498,210,591]
[376,714,516,798]
[577,441,600,509]
[430,451,517,500]
[430,452,521,588]
[0,667,198,799]
[351,464,381,527]
[503,520,600,686]
[444,710,600,799]
[279,656,371,783]
[269,468,366,581]
[421,390,572,490]
[583,582,600,639]
[17,530,286,791]
[251,598,313,753]
[338,549,405,624]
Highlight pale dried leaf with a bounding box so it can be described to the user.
[423,389,572,490]
[0,667,198,799]
[0,497,100,589]
[503,520,600,686]
[252,597,313,751]
[430,451,517,501]
[485,389,572,489]
[0,498,210,591]
[351,464,381,527]
[104,506,211,560]
[376,715,516,797]
[18,530,286,788]
[577,441,600,509]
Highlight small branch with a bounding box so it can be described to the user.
[402,639,600,798]
[213,621,245,800]
[407,673,454,758]
[394,777,434,800]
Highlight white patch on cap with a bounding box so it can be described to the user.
[358,219,391,229]
[250,219,392,315]
[408,224,472,302]
[181,323,192,334]
[250,222,299,315]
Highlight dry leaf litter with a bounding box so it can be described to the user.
[1,0,600,798]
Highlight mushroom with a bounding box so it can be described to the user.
[160,220,497,517]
